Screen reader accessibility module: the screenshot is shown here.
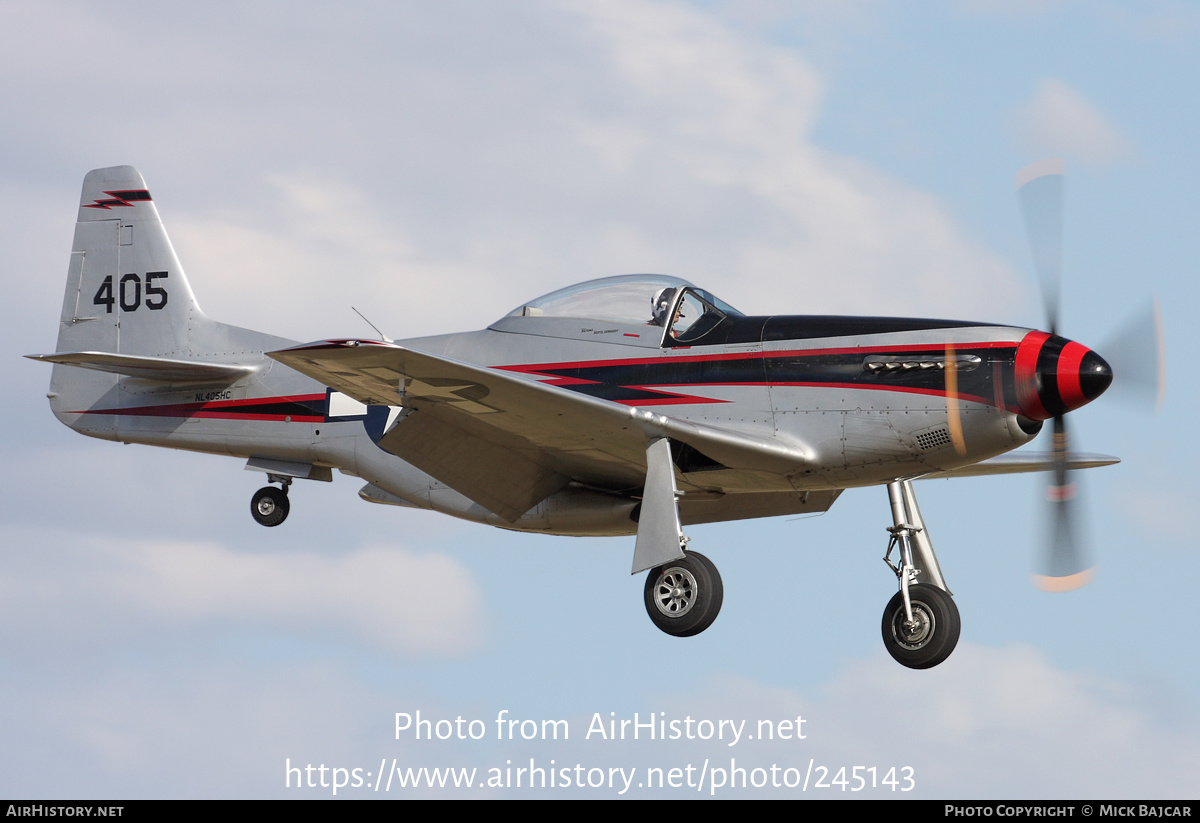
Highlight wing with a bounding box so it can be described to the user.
[269,339,813,522]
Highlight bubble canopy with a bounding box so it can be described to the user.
[504,274,743,325]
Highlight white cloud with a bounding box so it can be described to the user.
[647,644,1200,797]
[5,638,1192,797]
[1100,1,1200,47]
[7,0,1031,347]
[0,659,396,797]
[1122,486,1196,541]
[563,0,1021,319]
[812,645,1197,797]
[1012,78,1134,166]
[0,529,484,656]
[326,644,1200,798]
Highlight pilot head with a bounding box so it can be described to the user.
[651,287,676,325]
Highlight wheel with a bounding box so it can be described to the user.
[881,584,960,669]
[251,486,290,527]
[643,550,723,637]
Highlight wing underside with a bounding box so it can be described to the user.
[919,451,1119,479]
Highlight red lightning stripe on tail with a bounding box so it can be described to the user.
[82,189,153,210]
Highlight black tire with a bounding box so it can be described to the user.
[881,584,960,669]
[251,486,290,527]
[643,550,723,637]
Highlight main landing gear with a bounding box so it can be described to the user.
[880,479,960,668]
[251,479,290,527]
[634,437,725,637]
[630,437,959,664]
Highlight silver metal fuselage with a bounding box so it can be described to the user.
[49,314,1037,537]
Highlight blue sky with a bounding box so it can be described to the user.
[2,0,1197,798]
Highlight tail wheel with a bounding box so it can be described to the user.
[643,550,723,637]
[251,486,290,527]
[881,584,960,669]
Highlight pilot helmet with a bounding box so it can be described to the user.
[651,287,676,325]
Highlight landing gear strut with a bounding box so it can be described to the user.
[880,479,960,668]
[644,550,723,637]
[251,479,290,527]
[633,437,724,637]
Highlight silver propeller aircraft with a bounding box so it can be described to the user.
[31,165,1135,669]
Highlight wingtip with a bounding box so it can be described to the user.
[1032,568,1094,592]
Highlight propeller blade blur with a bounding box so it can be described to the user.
[1034,414,1094,592]
[1016,159,1065,334]
[1102,296,1166,412]
[944,343,967,456]
[1032,419,1099,592]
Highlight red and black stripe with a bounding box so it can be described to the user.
[83,189,153,210]
[503,341,1024,410]
[74,393,327,422]
[1014,331,1112,420]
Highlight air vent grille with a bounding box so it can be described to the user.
[916,427,951,450]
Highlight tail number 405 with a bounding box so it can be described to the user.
[93,271,169,313]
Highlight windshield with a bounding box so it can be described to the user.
[664,288,743,343]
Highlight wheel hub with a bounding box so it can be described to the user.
[892,603,934,649]
[257,498,276,516]
[653,567,697,618]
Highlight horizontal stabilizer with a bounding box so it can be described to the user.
[27,351,256,384]
[920,451,1119,480]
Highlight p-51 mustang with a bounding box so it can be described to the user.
[31,165,1128,669]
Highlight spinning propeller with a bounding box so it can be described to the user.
[1014,160,1165,591]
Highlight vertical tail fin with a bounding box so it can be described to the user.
[56,165,204,358]
[33,166,285,439]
